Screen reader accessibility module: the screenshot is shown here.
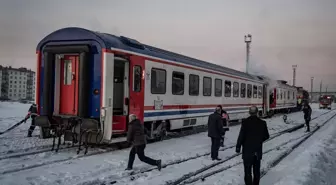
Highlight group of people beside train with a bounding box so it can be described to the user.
[23,101,312,185]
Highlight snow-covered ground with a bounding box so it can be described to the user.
[0,102,335,185]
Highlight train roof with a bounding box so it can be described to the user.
[37,27,264,82]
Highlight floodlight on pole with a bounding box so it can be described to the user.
[244,34,252,74]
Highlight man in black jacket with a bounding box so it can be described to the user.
[26,103,38,137]
[126,114,161,171]
[302,102,312,132]
[208,106,224,160]
[236,106,270,185]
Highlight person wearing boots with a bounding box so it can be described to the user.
[126,114,162,171]
[236,106,270,185]
[26,103,38,137]
[302,102,312,132]
[208,105,224,160]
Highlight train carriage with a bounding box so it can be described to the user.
[34,27,302,144]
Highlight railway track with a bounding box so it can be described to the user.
[75,109,336,185]
[161,110,336,185]
[0,109,332,179]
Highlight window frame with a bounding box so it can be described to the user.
[224,80,232,97]
[189,74,199,96]
[132,65,142,92]
[215,78,223,97]
[172,71,185,95]
[240,83,246,98]
[203,76,212,96]
[150,68,167,94]
[233,82,239,97]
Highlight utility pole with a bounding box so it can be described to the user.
[244,34,252,74]
[292,65,297,86]
[311,77,314,104]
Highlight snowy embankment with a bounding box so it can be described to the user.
[262,110,336,185]
[0,102,333,185]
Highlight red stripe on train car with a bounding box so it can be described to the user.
[36,51,41,114]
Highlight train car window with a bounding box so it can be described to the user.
[247,84,252,98]
[203,77,212,96]
[151,68,166,94]
[233,82,239,97]
[258,86,262,99]
[280,91,283,99]
[63,60,72,85]
[172,71,184,95]
[293,91,295,99]
[284,91,286,99]
[277,89,279,99]
[288,91,290,99]
[240,83,246,98]
[189,74,199,96]
[133,65,142,92]
[224,80,232,97]
[215,79,222,97]
[253,85,257,98]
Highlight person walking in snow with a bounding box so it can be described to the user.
[207,105,224,160]
[26,103,38,137]
[236,106,270,185]
[302,102,312,132]
[126,114,162,171]
[218,105,230,147]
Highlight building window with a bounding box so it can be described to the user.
[258,86,262,99]
[189,74,199,96]
[133,65,142,92]
[172,71,184,95]
[253,85,258,98]
[215,79,222,97]
[203,77,212,96]
[224,80,231,97]
[247,84,252,98]
[240,83,246,98]
[151,68,166,94]
[233,82,239,97]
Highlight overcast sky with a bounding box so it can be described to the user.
[0,0,335,91]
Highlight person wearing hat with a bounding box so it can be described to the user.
[207,105,224,161]
[236,106,270,185]
[26,103,38,137]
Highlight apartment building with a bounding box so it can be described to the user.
[0,66,35,101]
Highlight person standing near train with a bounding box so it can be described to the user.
[125,114,162,171]
[236,106,270,185]
[218,105,230,147]
[26,103,38,137]
[302,102,312,132]
[207,105,224,160]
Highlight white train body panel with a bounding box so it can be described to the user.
[144,60,264,130]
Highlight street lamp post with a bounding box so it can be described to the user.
[311,77,314,104]
[244,34,252,74]
[292,65,297,86]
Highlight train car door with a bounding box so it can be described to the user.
[59,55,79,115]
[112,57,129,133]
[128,56,145,122]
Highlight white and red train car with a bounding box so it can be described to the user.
[34,27,301,143]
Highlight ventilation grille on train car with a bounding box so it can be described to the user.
[119,36,145,50]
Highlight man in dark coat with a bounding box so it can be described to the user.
[302,102,312,132]
[208,106,224,160]
[236,106,270,185]
[126,114,161,171]
[26,103,38,137]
